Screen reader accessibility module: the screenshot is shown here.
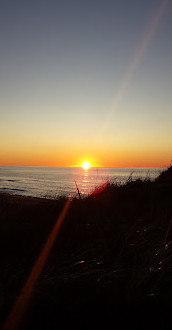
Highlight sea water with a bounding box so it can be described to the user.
[0,166,163,199]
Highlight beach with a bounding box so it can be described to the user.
[1,167,172,329]
[1,0,172,328]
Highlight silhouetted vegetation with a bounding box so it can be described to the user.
[0,167,172,329]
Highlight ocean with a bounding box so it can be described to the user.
[0,166,163,199]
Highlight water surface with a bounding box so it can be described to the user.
[0,166,163,199]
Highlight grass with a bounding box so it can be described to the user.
[0,167,172,329]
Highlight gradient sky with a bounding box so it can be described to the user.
[0,0,172,167]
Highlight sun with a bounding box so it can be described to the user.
[82,161,91,170]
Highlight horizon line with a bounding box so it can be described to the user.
[0,164,166,169]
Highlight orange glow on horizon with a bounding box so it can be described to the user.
[0,156,168,168]
[0,143,170,168]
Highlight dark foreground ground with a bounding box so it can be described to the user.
[0,167,172,329]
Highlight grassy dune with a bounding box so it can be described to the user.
[0,167,172,329]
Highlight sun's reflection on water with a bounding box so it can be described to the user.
[72,167,110,197]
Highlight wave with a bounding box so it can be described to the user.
[7,179,18,182]
[1,187,26,192]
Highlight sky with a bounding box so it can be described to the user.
[0,0,172,167]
